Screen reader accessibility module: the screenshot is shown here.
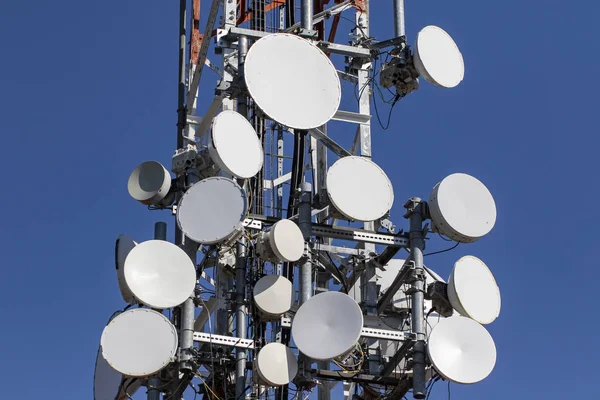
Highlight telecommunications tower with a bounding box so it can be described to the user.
[94,1,501,400]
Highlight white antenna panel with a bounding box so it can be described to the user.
[209,110,264,179]
[177,177,247,244]
[114,234,137,304]
[427,316,496,384]
[124,240,196,309]
[429,173,496,243]
[101,309,178,377]
[291,292,363,360]
[257,219,305,262]
[326,156,394,222]
[255,343,298,386]
[413,25,464,88]
[253,275,294,319]
[448,256,501,324]
[244,33,341,129]
[127,161,171,205]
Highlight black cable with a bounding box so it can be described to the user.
[447,381,451,400]
[326,251,349,293]
[423,242,459,257]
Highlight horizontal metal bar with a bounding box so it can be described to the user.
[317,41,371,57]
[337,70,358,83]
[314,243,365,256]
[360,327,410,341]
[243,218,263,230]
[264,172,292,189]
[332,110,372,124]
[314,369,401,386]
[308,127,351,157]
[312,224,409,247]
[242,216,409,247]
[225,27,371,58]
[193,332,255,349]
[227,27,271,41]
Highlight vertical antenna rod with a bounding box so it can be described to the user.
[393,0,405,37]
[301,0,313,31]
[407,198,426,399]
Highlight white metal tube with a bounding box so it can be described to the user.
[393,0,406,37]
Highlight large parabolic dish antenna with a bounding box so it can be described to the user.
[326,156,394,222]
[177,177,247,244]
[291,291,363,360]
[427,316,496,384]
[413,25,465,88]
[101,309,178,377]
[429,173,496,243]
[209,110,264,179]
[124,240,196,309]
[448,256,501,324]
[255,343,298,386]
[244,33,341,130]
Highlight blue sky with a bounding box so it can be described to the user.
[1,1,598,399]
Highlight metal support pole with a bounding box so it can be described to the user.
[148,222,168,400]
[178,173,200,374]
[235,237,248,399]
[393,0,405,37]
[301,0,313,31]
[299,181,313,305]
[407,198,426,399]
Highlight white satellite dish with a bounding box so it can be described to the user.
[447,256,501,325]
[257,219,305,263]
[427,316,496,384]
[101,309,178,377]
[114,235,137,304]
[177,177,247,244]
[429,173,496,243]
[413,25,465,88]
[127,161,172,205]
[94,345,141,400]
[291,291,363,360]
[208,110,264,179]
[255,343,298,386]
[326,156,394,222]
[244,33,341,130]
[253,275,294,319]
[124,240,196,309]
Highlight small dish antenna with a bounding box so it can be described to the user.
[291,292,363,360]
[255,343,298,386]
[177,177,247,244]
[114,234,137,304]
[124,240,196,309]
[253,275,294,320]
[447,256,501,324]
[427,316,496,384]
[101,309,178,377]
[244,33,341,129]
[429,173,496,243]
[127,161,172,205]
[256,219,305,263]
[209,110,264,179]
[413,25,465,88]
[326,156,394,222]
